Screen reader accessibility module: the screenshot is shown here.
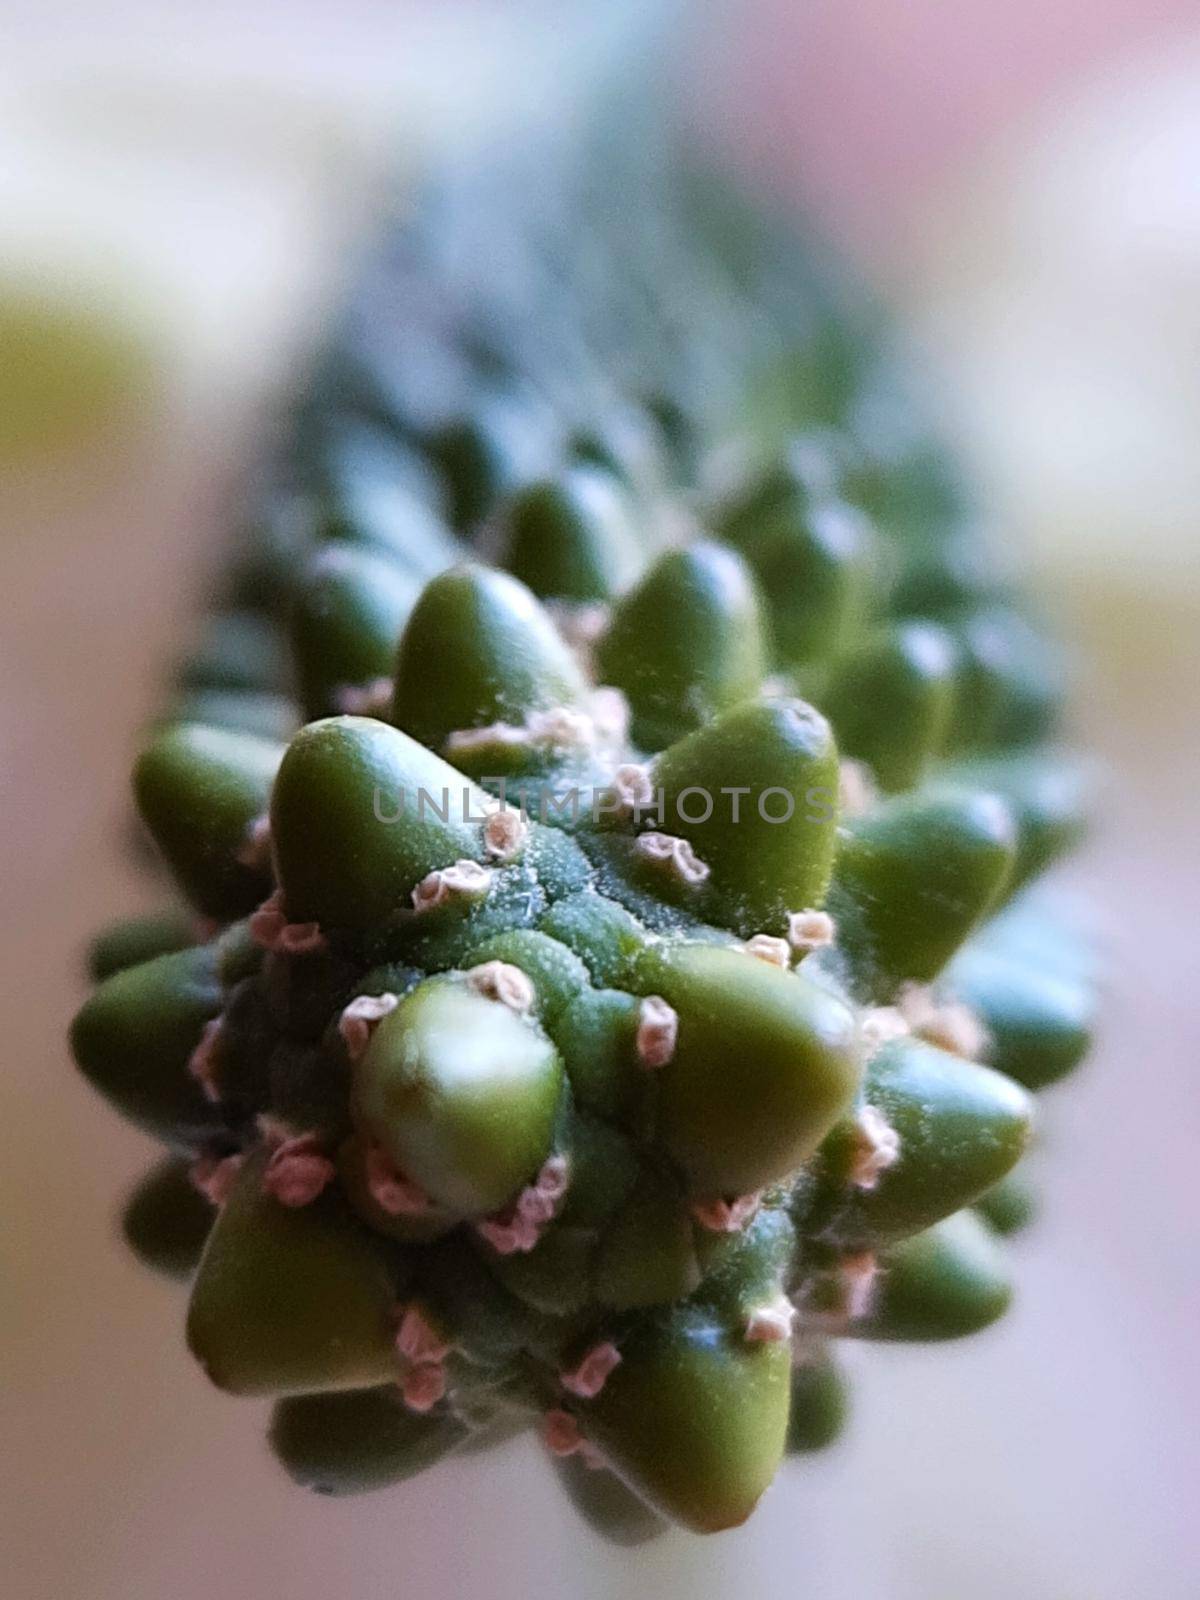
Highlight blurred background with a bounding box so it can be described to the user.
[2,2,1197,1597]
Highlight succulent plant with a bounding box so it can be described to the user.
[70,139,1095,1541]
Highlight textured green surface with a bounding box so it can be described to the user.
[70,133,1094,1538]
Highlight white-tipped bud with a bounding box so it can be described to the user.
[848,1104,902,1190]
[861,1006,911,1055]
[475,1211,542,1255]
[587,686,630,745]
[249,889,325,955]
[745,1294,797,1344]
[189,1152,244,1207]
[364,1144,430,1216]
[411,859,493,913]
[477,1156,570,1255]
[482,807,527,862]
[338,992,400,1061]
[636,995,678,1069]
[786,909,836,956]
[261,1133,336,1208]
[543,1409,586,1457]
[275,921,326,955]
[526,706,595,750]
[560,1342,622,1399]
[248,890,287,949]
[744,934,791,969]
[899,986,990,1060]
[236,814,272,870]
[839,1251,879,1321]
[465,961,536,1013]
[609,762,655,820]
[548,600,611,652]
[444,721,530,756]
[634,830,710,887]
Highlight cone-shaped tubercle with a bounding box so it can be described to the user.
[786,1349,849,1453]
[974,1169,1038,1235]
[392,565,587,770]
[290,543,418,719]
[186,1152,399,1395]
[550,1452,668,1547]
[270,716,489,932]
[820,621,957,792]
[352,975,563,1216]
[938,751,1088,894]
[849,1210,1012,1341]
[593,1167,700,1309]
[588,1306,792,1533]
[70,944,226,1145]
[121,1158,214,1280]
[135,723,282,920]
[595,542,766,750]
[732,497,872,667]
[829,789,1017,998]
[502,466,642,602]
[87,909,196,982]
[652,695,840,937]
[824,1035,1033,1244]
[270,1384,467,1495]
[946,944,1092,1090]
[634,942,859,1196]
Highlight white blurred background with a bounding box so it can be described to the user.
[2,3,1197,1597]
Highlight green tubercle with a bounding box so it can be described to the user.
[587,1307,792,1533]
[269,716,488,933]
[635,942,860,1196]
[652,695,840,937]
[501,466,642,602]
[186,1152,400,1396]
[352,976,564,1216]
[595,541,767,750]
[270,1386,468,1495]
[134,723,282,920]
[392,564,588,774]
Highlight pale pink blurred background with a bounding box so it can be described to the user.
[2,4,1198,1598]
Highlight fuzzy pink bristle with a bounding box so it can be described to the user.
[636,995,678,1069]
[411,859,492,914]
[189,1152,244,1207]
[633,831,710,886]
[261,1133,335,1208]
[187,1017,225,1103]
[236,814,272,870]
[364,1144,430,1216]
[465,960,536,1012]
[745,1295,796,1344]
[402,1363,447,1414]
[848,1104,902,1190]
[560,1342,622,1399]
[840,1252,879,1320]
[396,1304,452,1365]
[249,890,287,949]
[786,909,836,956]
[338,992,399,1061]
[334,676,393,716]
[690,1192,762,1233]
[482,807,527,862]
[542,1409,586,1457]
